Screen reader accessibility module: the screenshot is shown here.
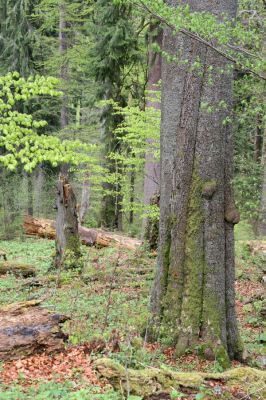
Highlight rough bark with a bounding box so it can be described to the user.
[149,0,242,363]
[0,300,69,361]
[143,24,162,233]
[23,215,142,250]
[54,175,82,269]
[94,358,266,399]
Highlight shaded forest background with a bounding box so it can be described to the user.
[0,0,265,241]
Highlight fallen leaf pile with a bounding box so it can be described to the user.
[1,345,105,387]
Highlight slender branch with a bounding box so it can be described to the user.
[227,44,261,59]
[136,1,266,81]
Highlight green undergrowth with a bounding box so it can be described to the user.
[0,381,140,400]
[0,236,265,398]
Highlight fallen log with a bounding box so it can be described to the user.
[0,300,69,361]
[23,215,142,250]
[0,261,36,277]
[94,358,266,399]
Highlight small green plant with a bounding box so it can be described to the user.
[195,387,213,400]
[170,389,186,399]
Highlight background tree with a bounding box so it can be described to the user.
[90,0,142,230]
[143,22,162,243]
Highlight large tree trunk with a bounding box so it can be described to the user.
[149,0,242,364]
[0,300,68,361]
[54,175,82,269]
[143,25,162,235]
[23,215,142,250]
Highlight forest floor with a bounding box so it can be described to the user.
[0,231,265,399]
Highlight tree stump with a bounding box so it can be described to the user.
[0,300,69,361]
[55,175,83,270]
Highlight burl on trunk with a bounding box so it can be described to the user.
[149,0,243,366]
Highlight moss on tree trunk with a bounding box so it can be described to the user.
[149,0,242,364]
[54,175,82,270]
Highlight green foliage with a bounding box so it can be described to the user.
[233,157,263,221]
[134,0,266,77]
[0,72,97,172]
[103,98,160,221]
[0,381,127,400]
[0,0,37,75]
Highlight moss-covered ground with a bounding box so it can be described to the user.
[0,226,265,399]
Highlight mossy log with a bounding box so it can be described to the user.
[0,261,36,277]
[0,300,69,361]
[94,358,266,399]
[23,215,142,250]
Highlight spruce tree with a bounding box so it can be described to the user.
[91,0,140,230]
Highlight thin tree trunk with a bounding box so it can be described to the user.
[254,114,263,163]
[100,97,124,231]
[34,165,44,217]
[149,0,242,365]
[257,127,266,236]
[79,173,90,225]
[129,167,135,224]
[143,25,162,234]
[27,173,33,216]
[59,1,69,175]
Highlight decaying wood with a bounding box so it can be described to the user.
[23,215,142,250]
[0,261,36,277]
[0,300,69,361]
[55,175,82,269]
[94,358,266,398]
